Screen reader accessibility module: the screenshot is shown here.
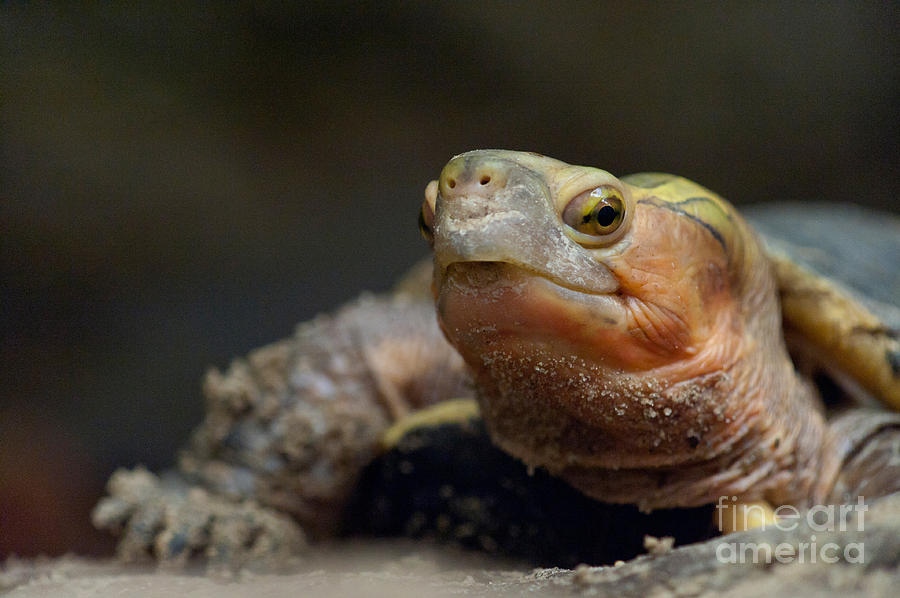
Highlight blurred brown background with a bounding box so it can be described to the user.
[1,2,897,557]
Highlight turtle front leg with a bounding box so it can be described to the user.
[93,292,471,568]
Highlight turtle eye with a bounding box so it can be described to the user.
[563,186,626,240]
[418,199,435,244]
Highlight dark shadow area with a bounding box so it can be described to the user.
[347,419,717,568]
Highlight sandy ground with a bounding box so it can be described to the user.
[1,541,551,598]
[5,491,900,598]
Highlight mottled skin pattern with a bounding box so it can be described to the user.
[94,150,900,567]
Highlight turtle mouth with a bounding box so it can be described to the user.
[439,261,618,310]
[435,261,626,362]
[440,260,614,297]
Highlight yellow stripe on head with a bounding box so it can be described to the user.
[622,172,763,298]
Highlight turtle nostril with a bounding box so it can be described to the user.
[480,175,491,185]
[448,178,457,189]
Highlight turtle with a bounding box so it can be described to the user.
[93,150,900,570]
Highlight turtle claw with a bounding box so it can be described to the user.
[153,487,215,566]
[92,466,306,570]
[91,466,170,562]
[202,497,306,572]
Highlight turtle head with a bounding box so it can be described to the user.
[420,150,781,476]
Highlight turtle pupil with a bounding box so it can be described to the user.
[596,205,617,227]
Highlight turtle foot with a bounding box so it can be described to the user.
[92,466,307,571]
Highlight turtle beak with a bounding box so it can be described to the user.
[433,151,618,295]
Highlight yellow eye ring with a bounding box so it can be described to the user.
[562,186,626,241]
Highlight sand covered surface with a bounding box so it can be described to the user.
[1,541,542,598]
[5,495,900,598]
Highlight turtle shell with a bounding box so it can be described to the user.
[744,202,900,409]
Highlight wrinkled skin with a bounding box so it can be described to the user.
[424,150,830,510]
